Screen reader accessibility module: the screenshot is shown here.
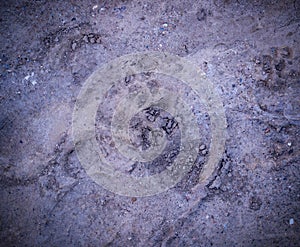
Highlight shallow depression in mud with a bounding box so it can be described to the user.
[95,72,212,189]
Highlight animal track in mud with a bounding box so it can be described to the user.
[70,33,102,51]
[126,107,181,176]
[253,46,300,120]
[40,23,104,69]
[41,23,91,49]
[253,46,295,90]
[94,71,211,190]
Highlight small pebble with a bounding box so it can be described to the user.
[287,142,292,147]
[289,218,294,225]
[199,144,206,151]
[71,42,77,50]
[201,150,207,155]
[96,37,101,44]
[209,176,221,189]
[83,35,88,43]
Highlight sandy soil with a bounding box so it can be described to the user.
[0,0,299,246]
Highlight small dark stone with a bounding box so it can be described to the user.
[124,75,132,84]
[120,6,126,11]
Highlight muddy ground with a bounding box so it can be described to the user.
[0,0,300,246]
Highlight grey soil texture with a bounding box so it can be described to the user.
[0,0,300,246]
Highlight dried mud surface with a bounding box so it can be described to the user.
[0,0,300,246]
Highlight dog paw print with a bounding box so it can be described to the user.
[71,33,102,51]
[253,46,294,88]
